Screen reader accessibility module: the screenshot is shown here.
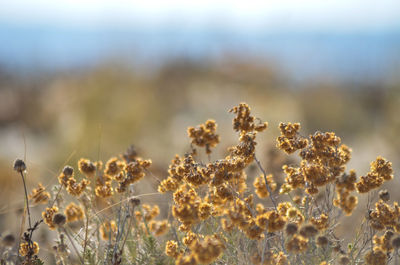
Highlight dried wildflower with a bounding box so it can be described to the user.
[371,156,394,181]
[13,159,26,173]
[19,241,39,256]
[95,181,113,198]
[43,206,59,230]
[53,213,67,227]
[66,178,90,196]
[369,200,400,231]
[311,213,329,231]
[251,251,288,265]
[356,157,393,193]
[136,204,160,226]
[229,132,257,164]
[183,231,200,246]
[316,235,329,247]
[100,220,117,241]
[336,170,357,191]
[78,158,96,177]
[175,254,197,265]
[364,247,387,265]
[299,224,318,238]
[333,187,358,215]
[379,189,390,202]
[276,123,307,154]
[332,244,342,253]
[392,236,400,249]
[267,211,287,232]
[229,103,268,133]
[165,240,180,259]
[187,119,220,154]
[282,165,305,189]
[158,177,180,193]
[121,158,152,186]
[373,230,394,252]
[58,166,74,186]
[64,202,84,222]
[198,202,212,220]
[63,165,74,176]
[149,220,170,236]
[253,174,277,198]
[286,207,305,224]
[129,196,141,207]
[122,145,138,162]
[286,234,308,253]
[158,155,185,193]
[2,234,15,247]
[338,256,350,265]
[104,157,124,177]
[292,195,302,204]
[285,222,298,236]
[29,183,51,204]
[244,220,264,240]
[221,218,234,232]
[190,235,225,264]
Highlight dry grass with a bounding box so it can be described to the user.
[1,102,398,265]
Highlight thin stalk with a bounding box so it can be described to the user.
[254,156,277,210]
[62,227,84,264]
[83,209,90,261]
[20,171,32,230]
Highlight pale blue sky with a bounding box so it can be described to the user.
[1,0,399,32]
[1,0,399,81]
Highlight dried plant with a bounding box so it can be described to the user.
[1,102,398,265]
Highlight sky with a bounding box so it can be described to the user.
[1,0,400,32]
[0,0,399,82]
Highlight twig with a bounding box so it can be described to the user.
[254,156,277,211]
[62,227,84,264]
[19,171,32,231]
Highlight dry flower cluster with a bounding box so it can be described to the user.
[2,102,398,265]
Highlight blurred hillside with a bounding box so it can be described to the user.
[1,57,399,188]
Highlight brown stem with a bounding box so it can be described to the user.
[62,227,84,264]
[254,156,277,210]
[83,209,90,260]
[20,171,32,230]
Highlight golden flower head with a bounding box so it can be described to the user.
[19,241,39,257]
[64,202,84,222]
[78,158,96,177]
[29,183,51,204]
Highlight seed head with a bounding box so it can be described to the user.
[379,189,390,202]
[285,222,298,236]
[129,196,141,207]
[13,159,26,173]
[339,255,350,265]
[299,224,318,238]
[53,213,67,227]
[62,166,74,177]
[2,234,15,247]
[316,235,329,247]
[392,236,400,249]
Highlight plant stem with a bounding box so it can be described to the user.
[254,156,277,210]
[20,171,32,230]
[62,227,84,264]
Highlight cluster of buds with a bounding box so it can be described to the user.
[29,183,51,204]
[356,156,393,193]
[187,119,220,154]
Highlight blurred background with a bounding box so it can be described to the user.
[0,0,400,241]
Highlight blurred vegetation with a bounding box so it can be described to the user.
[0,58,399,234]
